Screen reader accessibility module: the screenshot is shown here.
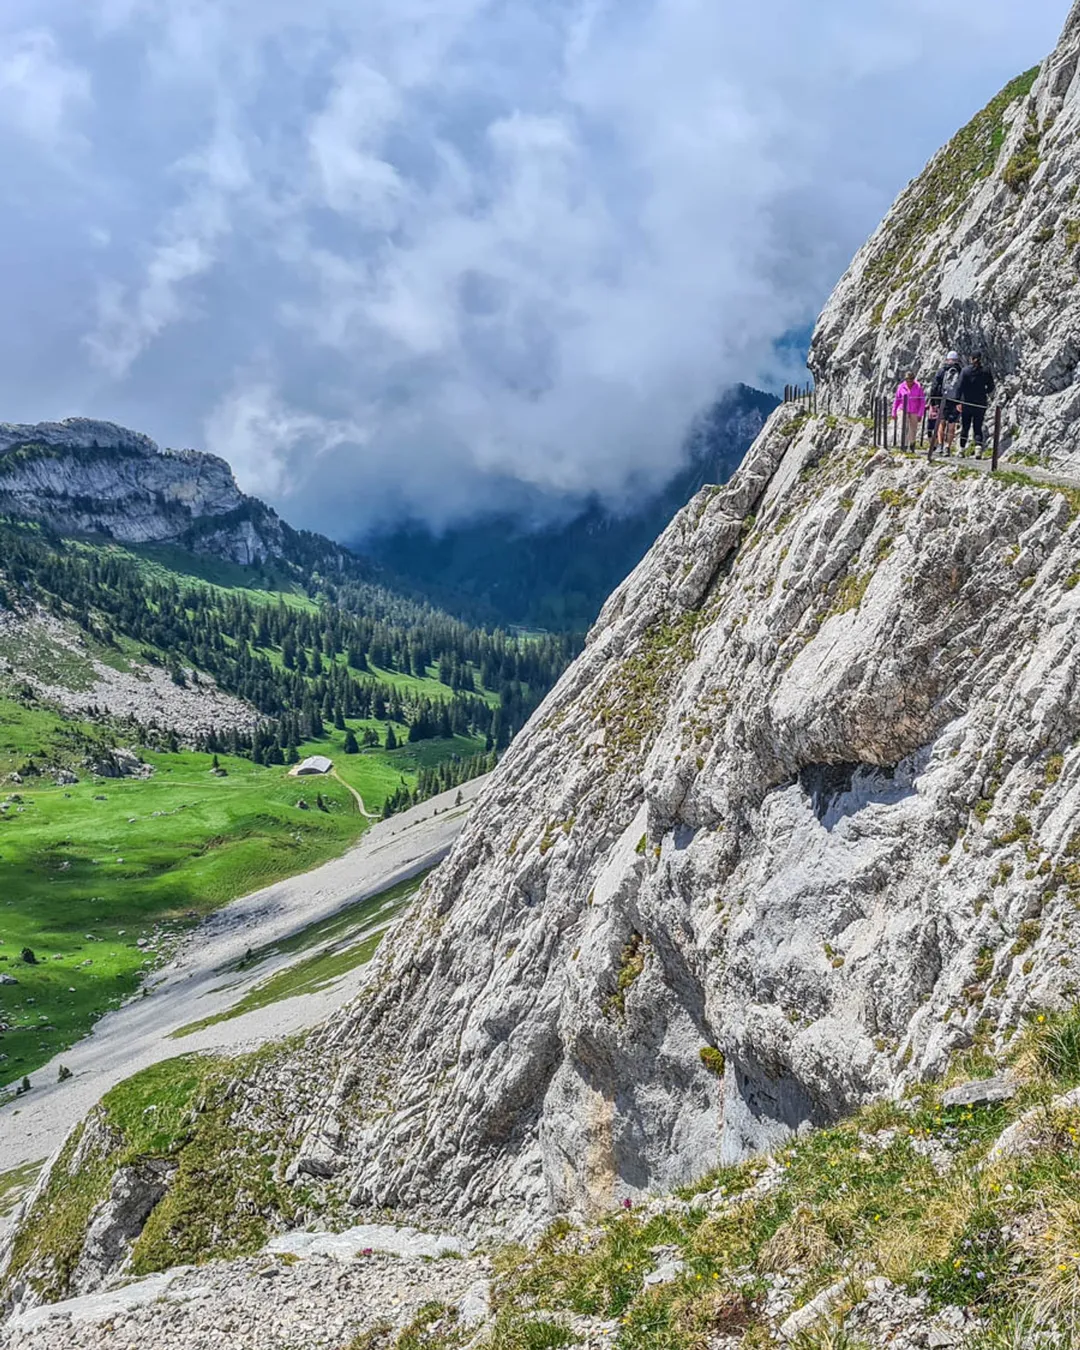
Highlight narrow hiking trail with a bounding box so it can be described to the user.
[927,449,1080,491]
[331,768,379,820]
[0,778,488,1183]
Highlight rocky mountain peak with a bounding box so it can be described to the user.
[0,418,283,566]
[0,418,158,456]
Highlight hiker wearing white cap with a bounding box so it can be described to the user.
[929,351,964,458]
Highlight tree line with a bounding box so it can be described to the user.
[0,522,574,767]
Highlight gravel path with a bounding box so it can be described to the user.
[0,779,487,1178]
[924,448,1080,489]
[330,769,379,819]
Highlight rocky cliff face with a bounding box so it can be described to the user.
[812,4,1080,466]
[0,419,284,564]
[276,1,1080,1232]
[300,413,1080,1234]
[9,5,1080,1313]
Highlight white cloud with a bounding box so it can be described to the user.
[83,117,250,377]
[205,381,365,499]
[0,28,90,151]
[0,0,1070,536]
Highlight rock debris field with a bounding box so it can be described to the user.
[0,609,257,743]
[0,1230,493,1350]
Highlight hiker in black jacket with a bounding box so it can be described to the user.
[929,351,964,458]
[956,353,996,455]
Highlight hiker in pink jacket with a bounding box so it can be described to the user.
[892,371,926,450]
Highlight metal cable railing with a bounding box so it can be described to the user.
[870,393,1004,470]
[782,382,1004,470]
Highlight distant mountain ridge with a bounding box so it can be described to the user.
[360,384,780,629]
[0,418,299,568]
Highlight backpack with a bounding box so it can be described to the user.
[941,364,962,401]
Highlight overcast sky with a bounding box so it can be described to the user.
[0,0,1069,537]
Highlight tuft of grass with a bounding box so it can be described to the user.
[1002,113,1042,193]
[488,1313,576,1349]
[0,1158,44,1216]
[1012,1007,1080,1087]
[598,610,704,761]
[828,572,871,618]
[604,933,646,1019]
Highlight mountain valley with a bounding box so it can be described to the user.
[0,427,571,1085]
[7,6,1080,1350]
[363,386,778,631]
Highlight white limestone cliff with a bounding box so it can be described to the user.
[299,410,1080,1232]
[0,419,284,564]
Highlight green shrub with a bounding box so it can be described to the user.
[1003,142,1040,191]
[604,934,646,1018]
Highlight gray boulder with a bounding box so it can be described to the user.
[941,1076,1018,1109]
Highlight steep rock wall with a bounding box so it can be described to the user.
[0,420,284,564]
[291,412,1080,1236]
[811,2,1080,468]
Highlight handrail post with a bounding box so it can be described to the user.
[992,406,1002,472]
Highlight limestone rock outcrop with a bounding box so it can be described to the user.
[0,419,284,564]
[303,408,1080,1232]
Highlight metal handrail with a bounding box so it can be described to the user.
[872,391,1003,470]
[785,381,1003,471]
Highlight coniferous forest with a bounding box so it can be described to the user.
[0,519,576,809]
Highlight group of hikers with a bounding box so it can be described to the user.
[891,350,996,459]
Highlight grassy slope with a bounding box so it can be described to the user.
[0,720,360,1084]
[0,534,493,1083]
[10,1011,1080,1343]
[0,689,470,1085]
